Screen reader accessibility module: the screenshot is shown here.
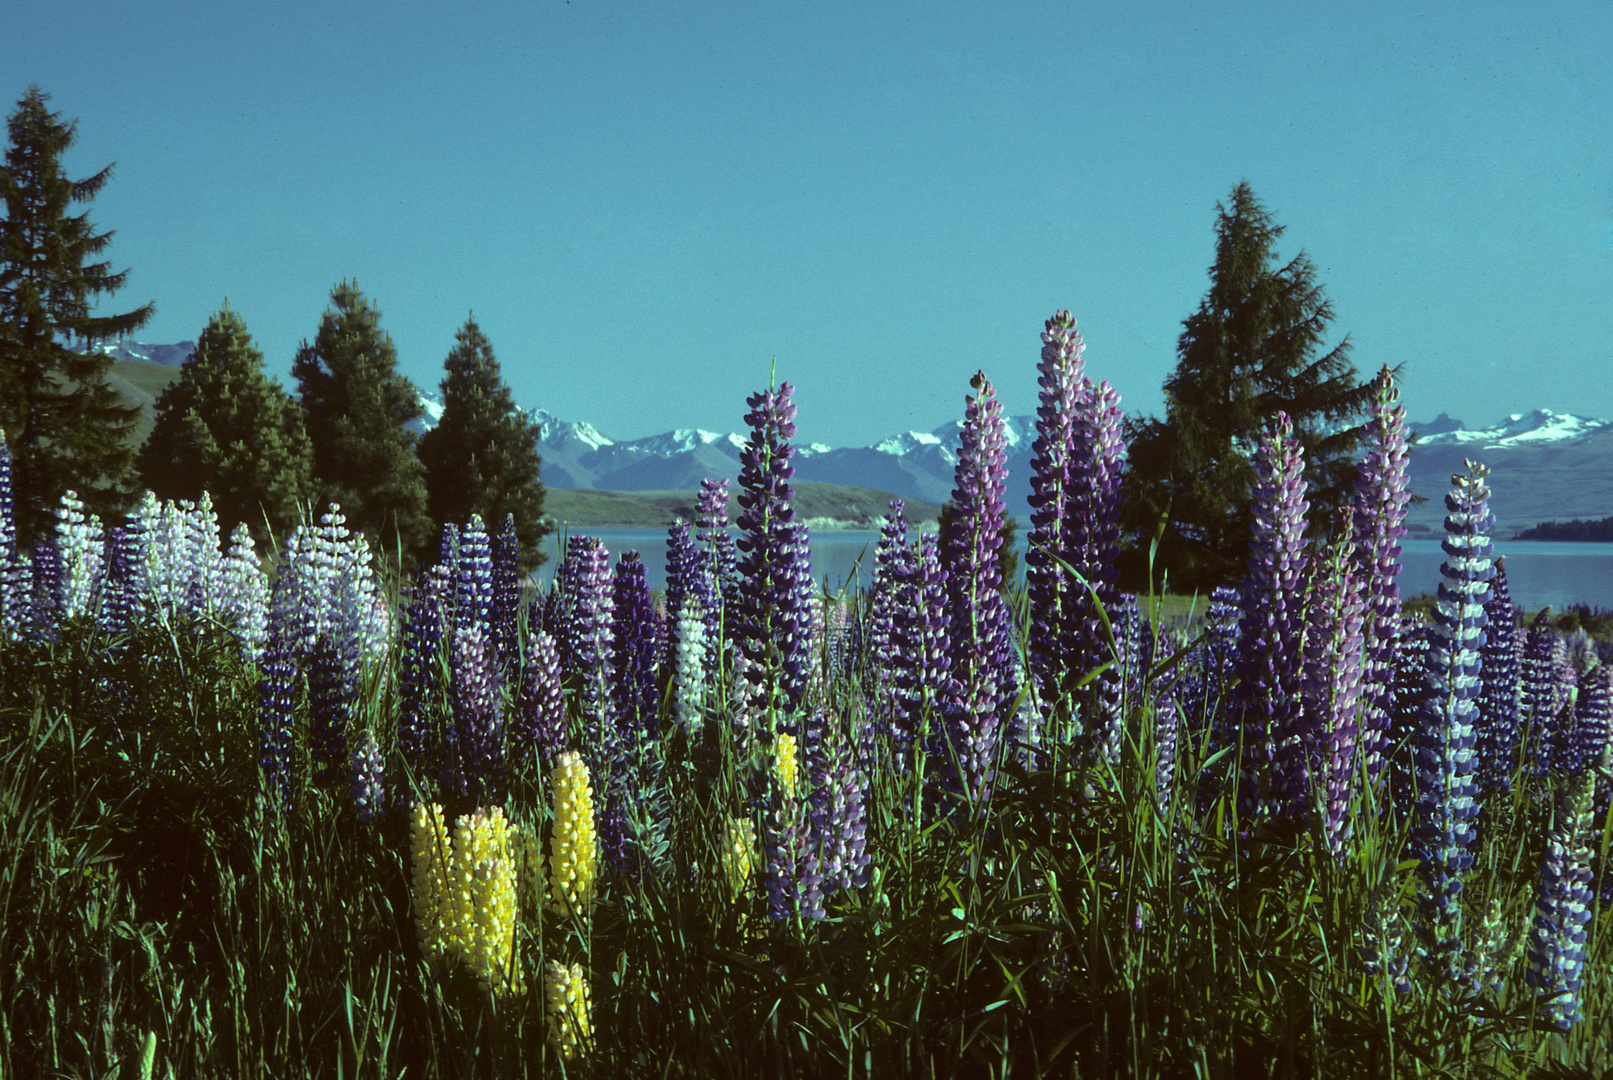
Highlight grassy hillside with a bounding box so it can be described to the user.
[109,357,182,445]
[546,482,943,529]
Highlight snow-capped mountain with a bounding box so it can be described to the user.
[1410,409,1613,450]
[90,339,196,367]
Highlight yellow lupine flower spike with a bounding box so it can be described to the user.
[544,959,593,1060]
[774,733,799,798]
[721,815,757,901]
[548,751,598,918]
[409,802,452,966]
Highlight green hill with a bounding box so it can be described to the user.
[109,357,183,446]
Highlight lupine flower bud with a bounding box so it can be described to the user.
[544,960,592,1060]
[352,729,385,823]
[548,750,598,918]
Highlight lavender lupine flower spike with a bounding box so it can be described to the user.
[1026,311,1086,710]
[0,433,30,638]
[455,514,494,638]
[734,381,813,716]
[942,371,1017,806]
[891,532,953,762]
[562,535,615,739]
[1475,559,1523,795]
[1234,412,1310,819]
[1351,366,1412,783]
[1526,768,1597,1030]
[446,624,505,806]
[1073,379,1127,764]
[1301,509,1367,857]
[490,513,522,664]
[258,628,299,811]
[396,567,449,778]
[695,478,736,650]
[514,630,568,772]
[1413,459,1493,978]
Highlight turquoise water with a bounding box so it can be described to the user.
[537,530,1613,613]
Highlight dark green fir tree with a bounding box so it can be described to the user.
[138,304,314,540]
[1120,181,1374,591]
[417,315,552,572]
[0,86,153,543]
[292,281,432,560]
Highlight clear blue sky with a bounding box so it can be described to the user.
[5,1,1610,447]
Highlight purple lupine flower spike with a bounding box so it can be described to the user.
[1351,366,1412,784]
[1234,412,1310,819]
[611,551,660,744]
[892,531,953,762]
[809,718,872,894]
[561,535,615,737]
[1519,611,1561,775]
[764,768,825,923]
[1476,559,1523,794]
[352,729,385,822]
[664,519,714,670]
[1076,379,1129,764]
[734,381,813,716]
[514,629,568,772]
[454,514,494,638]
[696,477,737,650]
[1301,508,1367,858]
[446,624,505,806]
[866,500,915,708]
[1526,768,1597,1030]
[396,567,450,779]
[1573,665,1611,776]
[1026,311,1086,710]
[490,513,522,666]
[1413,459,1493,978]
[941,370,1016,806]
[258,629,299,811]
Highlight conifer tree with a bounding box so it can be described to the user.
[0,86,152,542]
[292,281,432,559]
[138,304,314,539]
[417,315,551,572]
[1121,181,1372,590]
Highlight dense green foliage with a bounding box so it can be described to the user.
[1516,517,1613,543]
[418,317,552,572]
[0,86,152,542]
[293,281,433,560]
[1122,182,1373,590]
[138,305,314,540]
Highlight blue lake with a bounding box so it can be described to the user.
[537,530,1613,614]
